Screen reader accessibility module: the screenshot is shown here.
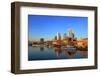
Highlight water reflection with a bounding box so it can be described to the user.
[54,47,77,59]
[28,46,88,61]
[54,47,62,58]
[64,49,77,59]
[40,47,44,51]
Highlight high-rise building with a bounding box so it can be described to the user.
[40,38,44,44]
[63,33,68,45]
[56,32,61,40]
[52,32,62,46]
[67,28,74,38]
[53,28,76,46]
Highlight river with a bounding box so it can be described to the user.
[28,46,88,61]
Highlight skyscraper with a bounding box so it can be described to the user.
[52,32,62,46]
[56,32,61,40]
[67,28,74,38]
[40,38,44,44]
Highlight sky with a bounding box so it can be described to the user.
[28,15,88,41]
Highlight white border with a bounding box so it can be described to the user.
[20,6,95,70]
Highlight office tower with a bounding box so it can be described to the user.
[56,32,61,40]
[67,28,74,38]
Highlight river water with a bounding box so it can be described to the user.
[28,46,88,61]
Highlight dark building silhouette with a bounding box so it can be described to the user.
[40,38,44,44]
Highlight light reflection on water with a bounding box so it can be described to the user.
[28,46,88,61]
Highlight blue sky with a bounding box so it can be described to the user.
[28,15,88,41]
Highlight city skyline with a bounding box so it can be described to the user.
[28,15,88,41]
